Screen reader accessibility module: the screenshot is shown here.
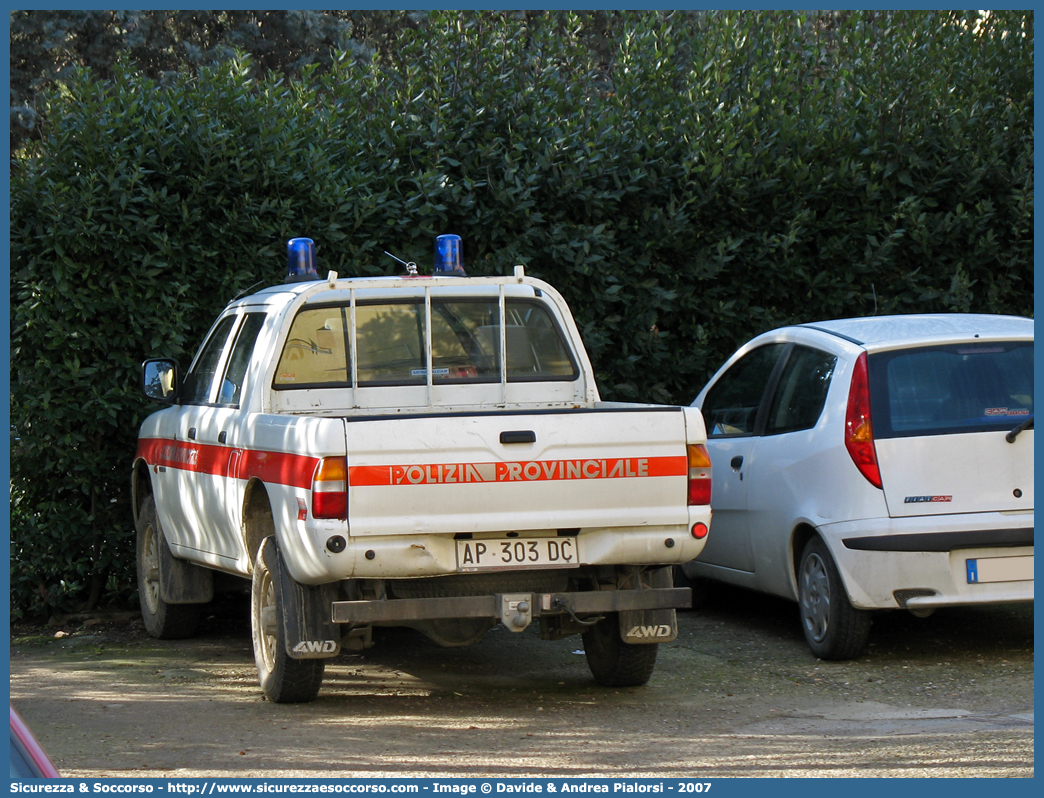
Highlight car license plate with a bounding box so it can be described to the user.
[966,555,1033,584]
[457,537,578,572]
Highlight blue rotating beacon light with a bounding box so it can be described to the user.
[433,234,467,276]
[285,237,319,282]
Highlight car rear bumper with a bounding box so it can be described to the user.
[818,512,1034,610]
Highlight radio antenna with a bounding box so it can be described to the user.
[384,250,418,276]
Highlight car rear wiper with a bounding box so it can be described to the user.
[1005,415,1034,443]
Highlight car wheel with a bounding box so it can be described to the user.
[136,497,201,639]
[582,613,658,687]
[250,542,325,703]
[798,537,871,660]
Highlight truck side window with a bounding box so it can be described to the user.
[274,308,350,388]
[218,313,267,406]
[700,343,787,436]
[182,316,237,405]
[505,300,577,380]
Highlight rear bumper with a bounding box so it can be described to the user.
[331,586,691,624]
[287,509,712,584]
[818,512,1034,610]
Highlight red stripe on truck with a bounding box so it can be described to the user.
[348,455,687,487]
[136,437,318,489]
[138,439,685,491]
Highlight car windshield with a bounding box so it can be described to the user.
[868,341,1033,438]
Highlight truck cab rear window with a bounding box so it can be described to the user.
[273,298,577,389]
[868,342,1033,438]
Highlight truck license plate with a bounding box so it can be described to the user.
[457,538,578,572]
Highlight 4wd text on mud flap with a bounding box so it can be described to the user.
[627,624,673,639]
[291,640,338,655]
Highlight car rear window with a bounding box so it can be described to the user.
[273,298,577,389]
[868,342,1033,438]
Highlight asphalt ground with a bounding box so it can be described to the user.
[10,585,1033,779]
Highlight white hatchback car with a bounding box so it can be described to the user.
[682,314,1033,659]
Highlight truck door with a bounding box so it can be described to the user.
[181,313,267,563]
[159,315,237,557]
[164,313,264,564]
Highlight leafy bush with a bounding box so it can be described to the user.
[10,11,1033,617]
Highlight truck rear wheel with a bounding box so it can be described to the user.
[250,544,325,703]
[136,497,202,639]
[582,613,658,687]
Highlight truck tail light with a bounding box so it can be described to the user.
[845,352,882,489]
[312,457,348,519]
[687,444,712,505]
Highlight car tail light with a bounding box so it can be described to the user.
[845,352,882,489]
[687,444,712,505]
[312,457,348,519]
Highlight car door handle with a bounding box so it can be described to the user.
[187,427,197,440]
[500,430,536,444]
[218,431,227,444]
[730,455,744,470]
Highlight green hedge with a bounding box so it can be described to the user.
[10,11,1033,617]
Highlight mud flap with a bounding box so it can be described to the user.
[259,537,341,660]
[619,566,679,644]
[158,532,213,605]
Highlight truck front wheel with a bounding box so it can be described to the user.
[136,497,201,639]
[582,613,658,687]
[250,544,325,703]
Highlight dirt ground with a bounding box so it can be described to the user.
[10,586,1034,779]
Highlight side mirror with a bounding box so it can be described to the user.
[142,358,180,403]
[218,378,237,405]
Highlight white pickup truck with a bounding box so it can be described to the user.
[133,236,712,702]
